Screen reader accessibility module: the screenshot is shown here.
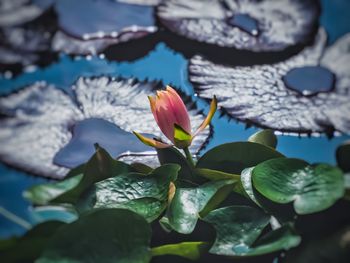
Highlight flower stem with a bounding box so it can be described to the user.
[183,147,195,168]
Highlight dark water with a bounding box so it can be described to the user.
[0,0,350,240]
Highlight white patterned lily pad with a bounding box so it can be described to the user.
[0,1,56,74]
[0,77,210,179]
[0,0,52,27]
[189,29,350,135]
[157,0,319,52]
[52,0,158,56]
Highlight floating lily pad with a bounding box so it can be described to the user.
[252,158,345,214]
[77,164,180,222]
[51,30,119,56]
[0,4,57,74]
[53,144,134,204]
[53,118,151,169]
[24,173,83,205]
[0,0,52,27]
[196,142,283,174]
[151,241,209,261]
[203,206,300,256]
[190,29,350,135]
[118,0,161,5]
[37,209,152,263]
[157,0,319,52]
[248,130,277,149]
[51,0,158,56]
[203,205,269,255]
[0,77,210,179]
[25,145,134,206]
[240,166,296,223]
[163,179,235,234]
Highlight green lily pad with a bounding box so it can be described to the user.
[77,164,180,222]
[37,209,152,263]
[240,167,261,205]
[203,205,269,256]
[248,130,277,149]
[0,221,65,263]
[54,145,134,204]
[336,141,350,172]
[164,179,235,234]
[252,158,345,214]
[194,168,240,181]
[203,206,300,256]
[240,167,295,223]
[244,225,301,256]
[130,163,153,174]
[196,142,284,174]
[151,242,209,261]
[24,175,83,205]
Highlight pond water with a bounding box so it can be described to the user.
[0,0,350,241]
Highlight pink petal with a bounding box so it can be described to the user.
[165,86,191,133]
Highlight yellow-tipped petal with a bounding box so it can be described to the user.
[148,95,156,114]
[193,95,217,137]
[133,132,171,148]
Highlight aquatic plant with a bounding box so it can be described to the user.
[1,86,347,263]
[157,0,319,52]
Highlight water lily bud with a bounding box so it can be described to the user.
[149,86,191,143]
[134,85,217,149]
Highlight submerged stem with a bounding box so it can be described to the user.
[183,147,195,168]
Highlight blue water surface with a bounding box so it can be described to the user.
[0,0,350,238]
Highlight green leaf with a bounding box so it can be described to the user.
[130,162,153,174]
[37,209,152,263]
[0,221,65,263]
[252,158,345,214]
[240,167,295,223]
[240,167,261,206]
[77,164,180,222]
[194,168,240,181]
[197,142,284,174]
[248,130,277,148]
[203,206,270,256]
[157,147,194,182]
[336,141,350,172]
[151,242,209,261]
[54,145,134,204]
[203,206,300,256]
[174,124,192,149]
[164,179,235,234]
[23,175,83,205]
[247,225,301,256]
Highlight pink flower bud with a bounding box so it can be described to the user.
[149,86,191,143]
[134,85,217,149]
